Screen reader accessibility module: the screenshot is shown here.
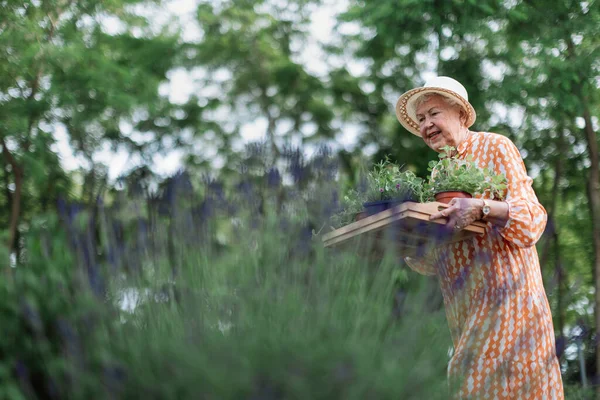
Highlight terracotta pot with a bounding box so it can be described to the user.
[434,191,472,204]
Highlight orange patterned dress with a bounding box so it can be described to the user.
[407,131,564,399]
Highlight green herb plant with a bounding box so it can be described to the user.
[364,157,424,203]
[423,146,507,202]
[329,188,366,229]
[330,157,425,228]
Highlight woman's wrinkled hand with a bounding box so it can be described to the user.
[429,197,483,231]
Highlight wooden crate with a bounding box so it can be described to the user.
[322,201,487,259]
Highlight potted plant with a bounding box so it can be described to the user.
[423,146,507,204]
[329,188,366,228]
[361,157,424,215]
[329,158,425,228]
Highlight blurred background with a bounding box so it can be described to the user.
[1,0,598,398]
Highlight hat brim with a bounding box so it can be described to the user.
[395,87,476,136]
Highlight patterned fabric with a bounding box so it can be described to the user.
[406,131,564,399]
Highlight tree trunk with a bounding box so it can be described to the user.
[1,141,23,270]
[8,166,22,262]
[582,105,600,392]
[541,126,564,268]
[543,127,566,361]
[555,228,565,361]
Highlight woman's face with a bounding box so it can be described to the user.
[415,95,466,152]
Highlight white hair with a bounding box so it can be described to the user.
[413,92,463,112]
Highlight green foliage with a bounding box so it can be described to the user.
[365,157,424,202]
[110,215,452,399]
[563,385,595,400]
[181,0,336,177]
[0,0,598,394]
[328,188,365,229]
[0,0,183,262]
[330,157,425,228]
[0,214,119,399]
[2,173,456,399]
[423,146,507,201]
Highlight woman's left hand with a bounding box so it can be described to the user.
[429,198,483,231]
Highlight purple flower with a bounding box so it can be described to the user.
[266,167,281,187]
[396,183,400,189]
[379,188,384,193]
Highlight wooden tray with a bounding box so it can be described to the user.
[322,202,487,258]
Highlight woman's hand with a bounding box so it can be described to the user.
[429,198,483,231]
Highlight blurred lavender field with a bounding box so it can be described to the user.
[1,145,459,399]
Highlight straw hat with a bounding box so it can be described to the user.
[395,76,477,136]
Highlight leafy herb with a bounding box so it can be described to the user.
[423,146,507,202]
[364,157,424,202]
[330,157,425,228]
[329,188,366,228]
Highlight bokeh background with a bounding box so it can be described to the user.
[1,0,599,398]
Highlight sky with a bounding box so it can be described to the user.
[54,0,352,181]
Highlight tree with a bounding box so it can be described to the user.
[490,0,600,388]
[330,0,504,176]
[334,0,600,390]
[169,0,336,179]
[0,0,181,266]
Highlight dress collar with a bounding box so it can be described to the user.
[457,130,476,157]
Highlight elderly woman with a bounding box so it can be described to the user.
[396,77,564,399]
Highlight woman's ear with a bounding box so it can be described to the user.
[459,109,467,126]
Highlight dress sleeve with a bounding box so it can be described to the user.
[404,256,437,276]
[492,136,547,248]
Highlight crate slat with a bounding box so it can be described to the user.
[322,202,487,256]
